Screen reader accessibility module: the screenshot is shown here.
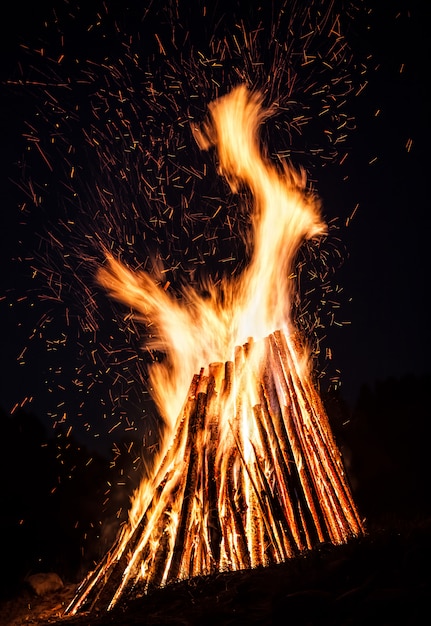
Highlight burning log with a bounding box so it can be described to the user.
[66,329,363,615]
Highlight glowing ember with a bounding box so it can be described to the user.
[66,86,363,615]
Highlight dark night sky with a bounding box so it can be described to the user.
[0,0,429,453]
[317,1,430,403]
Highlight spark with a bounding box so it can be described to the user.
[5,0,374,544]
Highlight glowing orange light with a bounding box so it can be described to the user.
[66,86,363,615]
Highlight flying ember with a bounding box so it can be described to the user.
[66,85,364,615]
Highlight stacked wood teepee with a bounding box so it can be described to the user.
[66,328,364,615]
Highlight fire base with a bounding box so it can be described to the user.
[66,329,364,615]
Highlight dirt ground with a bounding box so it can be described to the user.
[1,517,430,626]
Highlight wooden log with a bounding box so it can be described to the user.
[204,405,222,570]
[273,329,363,540]
[258,365,311,550]
[252,404,299,557]
[269,332,329,545]
[167,390,208,581]
[226,463,251,569]
[222,360,234,398]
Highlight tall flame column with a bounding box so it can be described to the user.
[66,86,364,615]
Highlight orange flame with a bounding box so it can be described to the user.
[98,86,325,432]
[66,86,363,615]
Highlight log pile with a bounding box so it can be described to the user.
[66,329,364,615]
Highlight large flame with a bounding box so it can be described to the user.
[67,86,363,615]
[98,86,325,432]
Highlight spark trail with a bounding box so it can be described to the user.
[5,0,370,565]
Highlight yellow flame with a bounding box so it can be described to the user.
[98,85,325,432]
[67,85,363,615]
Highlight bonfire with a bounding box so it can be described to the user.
[66,85,364,615]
